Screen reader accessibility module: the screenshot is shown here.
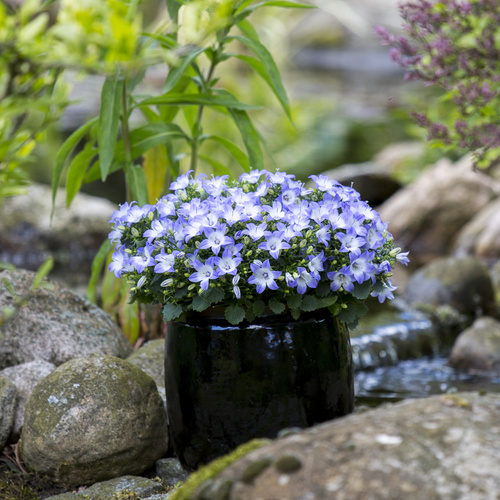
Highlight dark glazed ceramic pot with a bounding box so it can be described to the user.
[164,308,354,471]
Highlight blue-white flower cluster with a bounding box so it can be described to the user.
[108,169,409,325]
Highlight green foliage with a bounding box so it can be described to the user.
[53,0,314,213]
[0,0,68,204]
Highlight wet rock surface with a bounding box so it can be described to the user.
[0,269,133,369]
[448,317,500,374]
[20,355,169,488]
[189,392,500,500]
[401,255,497,319]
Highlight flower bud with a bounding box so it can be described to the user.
[131,227,140,237]
[299,240,307,248]
[390,247,402,257]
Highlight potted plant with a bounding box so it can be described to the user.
[108,168,409,470]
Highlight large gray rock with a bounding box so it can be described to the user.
[20,355,169,488]
[0,359,55,439]
[0,375,17,451]
[0,269,133,369]
[188,392,500,500]
[454,197,500,261]
[378,155,500,264]
[401,256,497,318]
[448,317,500,373]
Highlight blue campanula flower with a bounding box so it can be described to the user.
[169,170,193,190]
[248,259,281,293]
[188,257,219,291]
[242,222,267,240]
[328,267,355,292]
[130,245,156,274]
[309,174,337,192]
[307,252,325,279]
[204,175,229,197]
[154,249,179,273]
[240,169,266,184]
[214,248,243,275]
[349,250,375,284]
[268,170,294,184]
[264,201,285,220]
[144,219,169,243]
[316,224,331,247]
[291,267,318,294]
[336,227,367,253]
[259,231,291,259]
[199,223,234,255]
[371,283,397,303]
[109,246,134,278]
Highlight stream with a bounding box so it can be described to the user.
[351,306,500,407]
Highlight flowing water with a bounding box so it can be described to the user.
[350,306,500,407]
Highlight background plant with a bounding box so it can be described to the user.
[375,0,500,168]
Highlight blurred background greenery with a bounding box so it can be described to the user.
[19,0,459,205]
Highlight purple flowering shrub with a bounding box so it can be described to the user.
[375,0,500,167]
[108,170,408,326]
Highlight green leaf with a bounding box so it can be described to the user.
[31,257,54,291]
[234,0,313,23]
[65,144,96,207]
[245,308,256,323]
[254,0,313,7]
[98,78,123,181]
[205,135,250,171]
[52,117,98,211]
[192,295,211,312]
[84,123,187,183]
[137,93,261,110]
[225,304,246,325]
[86,239,112,304]
[164,47,206,93]
[227,107,263,170]
[290,308,300,320]
[317,295,338,309]
[166,0,182,23]
[204,287,225,304]
[351,281,372,300]
[300,295,319,312]
[231,35,291,120]
[142,144,168,204]
[287,294,302,310]
[129,123,188,155]
[237,19,260,41]
[253,300,265,317]
[1,278,16,298]
[125,164,149,206]
[198,155,233,176]
[118,290,140,345]
[337,300,369,328]
[268,300,285,314]
[162,302,183,321]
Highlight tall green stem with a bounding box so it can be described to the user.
[121,78,133,201]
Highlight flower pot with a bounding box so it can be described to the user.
[164,307,354,471]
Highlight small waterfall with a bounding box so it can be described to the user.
[351,312,437,371]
